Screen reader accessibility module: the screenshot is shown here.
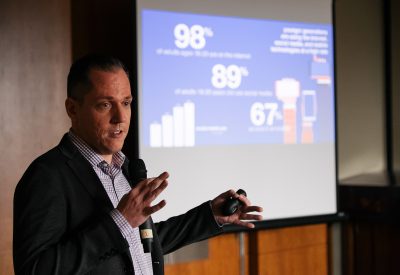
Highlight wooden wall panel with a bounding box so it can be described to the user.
[0,251,13,275]
[165,233,249,275]
[256,224,327,254]
[0,0,71,274]
[166,224,328,275]
[257,244,327,275]
[252,224,328,275]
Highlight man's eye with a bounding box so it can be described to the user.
[98,102,111,109]
[123,100,132,106]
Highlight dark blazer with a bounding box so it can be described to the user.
[13,134,222,275]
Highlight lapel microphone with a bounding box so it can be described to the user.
[129,159,153,253]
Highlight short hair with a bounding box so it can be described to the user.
[67,54,129,101]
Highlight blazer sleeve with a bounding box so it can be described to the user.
[155,201,223,255]
[13,161,129,275]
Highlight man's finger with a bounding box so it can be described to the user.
[242,205,263,213]
[147,199,167,215]
[147,179,168,202]
[240,213,263,221]
[157,171,169,181]
[219,189,236,199]
[233,219,255,229]
[146,172,169,191]
[137,172,169,192]
[136,177,156,193]
[237,194,252,206]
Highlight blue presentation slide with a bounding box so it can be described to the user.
[141,9,335,147]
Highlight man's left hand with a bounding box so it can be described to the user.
[211,189,263,228]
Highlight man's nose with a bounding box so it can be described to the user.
[112,105,129,123]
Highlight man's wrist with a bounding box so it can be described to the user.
[110,209,136,239]
[208,201,225,227]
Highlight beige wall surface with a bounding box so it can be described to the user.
[335,0,387,182]
[390,0,400,178]
[0,0,71,274]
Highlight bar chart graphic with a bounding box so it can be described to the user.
[149,101,195,147]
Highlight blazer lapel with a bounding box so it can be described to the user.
[58,134,114,212]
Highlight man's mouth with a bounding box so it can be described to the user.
[110,129,123,137]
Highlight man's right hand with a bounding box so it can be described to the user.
[117,172,169,228]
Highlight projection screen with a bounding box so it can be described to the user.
[135,0,337,224]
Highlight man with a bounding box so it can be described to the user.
[13,54,263,275]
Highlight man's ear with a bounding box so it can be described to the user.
[65,98,78,119]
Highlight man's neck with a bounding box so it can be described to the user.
[102,155,113,165]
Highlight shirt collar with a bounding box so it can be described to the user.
[68,130,125,169]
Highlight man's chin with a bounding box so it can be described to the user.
[99,143,124,156]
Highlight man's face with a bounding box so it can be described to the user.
[66,68,132,160]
